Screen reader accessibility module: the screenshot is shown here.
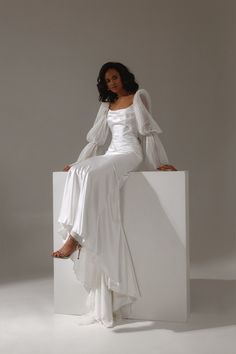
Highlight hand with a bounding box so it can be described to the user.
[157,164,177,171]
[63,164,71,172]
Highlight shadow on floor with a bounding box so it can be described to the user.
[112,279,236,333]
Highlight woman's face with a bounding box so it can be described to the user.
[105,68,124,94]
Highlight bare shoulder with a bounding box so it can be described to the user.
[109,94,135,110]
[129,93,135,103]
[124,94,134,105]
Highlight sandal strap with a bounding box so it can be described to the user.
[69,235,79,245]
[69,235,82,249]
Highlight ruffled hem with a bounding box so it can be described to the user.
[57,222,139,327]
[56,153,142,327]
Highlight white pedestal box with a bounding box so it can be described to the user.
[53,171,190,321]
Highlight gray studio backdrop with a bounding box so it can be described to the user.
[0,0,235,282]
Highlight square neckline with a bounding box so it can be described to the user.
[108,103,134,111]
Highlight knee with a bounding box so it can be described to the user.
[69,164,77,173]
[69,162,101,181]
[69,164,81,176]
[71,164,95,181]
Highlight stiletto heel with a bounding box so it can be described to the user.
[77,244,82,259]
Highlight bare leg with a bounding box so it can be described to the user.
[52,234,82,258]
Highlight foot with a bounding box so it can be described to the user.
[52,235,81,258]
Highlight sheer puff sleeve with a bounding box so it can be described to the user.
[133,89,169,170]
[69,102,109,166]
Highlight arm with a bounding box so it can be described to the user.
[134,89,173,170]
[68,102,109,167]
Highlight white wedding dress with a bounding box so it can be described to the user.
[57,89,169,327]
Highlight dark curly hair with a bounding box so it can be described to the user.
[97,62,139,102]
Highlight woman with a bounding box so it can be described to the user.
[52,62,177,327]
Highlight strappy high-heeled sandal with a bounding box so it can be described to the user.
[53,235,82,259]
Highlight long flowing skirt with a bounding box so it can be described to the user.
[57,151,143,327]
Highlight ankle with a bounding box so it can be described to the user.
[69,234,80,246]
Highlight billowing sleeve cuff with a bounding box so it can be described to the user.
[145,133,169,169]
[67,142,98,167]
[76,142,99,163]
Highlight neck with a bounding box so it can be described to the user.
[116,88,129,98]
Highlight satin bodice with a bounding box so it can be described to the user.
[105,104,143,157]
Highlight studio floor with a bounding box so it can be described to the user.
[1,275,236,354]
